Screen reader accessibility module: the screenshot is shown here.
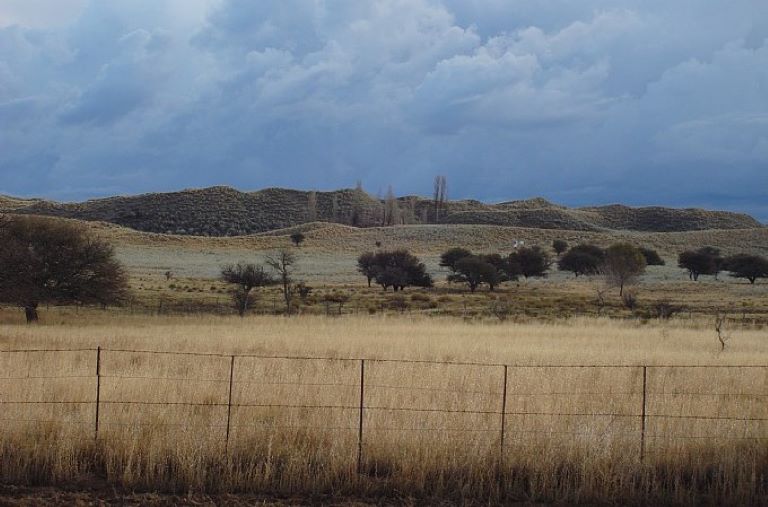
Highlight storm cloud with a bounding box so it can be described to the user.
[0,0,766,221]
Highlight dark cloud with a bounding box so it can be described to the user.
[0,0,766,222]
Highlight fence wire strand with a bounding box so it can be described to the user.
[2,347,768,458]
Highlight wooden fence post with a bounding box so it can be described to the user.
[357,359,365,474]
[94,346,101,440]
[640,365,648,463]
[500,365,508,461]
[225,355,235,454]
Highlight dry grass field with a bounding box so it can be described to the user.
[2,314,767,504]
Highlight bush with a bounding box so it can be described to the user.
[640,247,665,266]
[552,239,568,255]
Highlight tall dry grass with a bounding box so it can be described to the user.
[1,314,767,504]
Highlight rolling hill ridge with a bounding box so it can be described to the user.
[1,186,761,236]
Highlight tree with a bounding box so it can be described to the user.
[509,246,551,279]
[678,247,722,281]
[0,215,128,323]
[698,246,724,279]
[306,191,317,222]
[640,247,665,266]
[363,250,432,291]
[439,247,473,274]
[266,250,297,314]
[557,244,605,277]
[383,185,399,226]
[602,243,646,296]
[449,256,505,292]
[290,231,305,247]
[552,239,568,256]
[433,175,447,222]
[724,254,768,284]
[357,252,379,287]
[220,263,275,316]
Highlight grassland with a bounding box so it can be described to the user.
[2,216,767,503]
[2,315,768,504]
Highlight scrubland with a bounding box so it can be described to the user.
[2,314,767,504]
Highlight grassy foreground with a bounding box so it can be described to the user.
[1,314,767,504]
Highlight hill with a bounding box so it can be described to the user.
[1,186,761,236]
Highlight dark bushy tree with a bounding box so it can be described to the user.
[449,256,505,292]
[552,239,568,255]
[602,243,646,296]
[724,254,768,284]
[439,247,473,273]
[678,247,722,281]
[360,250,432,291]
[357,252,379,287]
[221,263,275,316]
[557,244,605,277]
[0,215,129,322]
[290,231,305,247]
[640,247,665,266]
[509,246,551,279]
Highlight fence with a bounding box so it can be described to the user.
[2,347,767,470]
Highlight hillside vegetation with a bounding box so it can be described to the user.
[1,186,761,236]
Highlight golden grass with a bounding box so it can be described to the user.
[1,314,767,503]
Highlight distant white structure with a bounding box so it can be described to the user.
[513,240,525,249]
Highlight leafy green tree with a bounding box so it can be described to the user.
[0,215,128,323]
[602,243,646,296]
[724,254,768,284]
[558,244,605,277]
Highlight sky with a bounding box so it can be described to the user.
[0,1,766,222]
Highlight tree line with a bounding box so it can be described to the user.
[1,214,766,323]
[357,239,768,294]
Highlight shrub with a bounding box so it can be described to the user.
[640,247,665,266]
[552,239,568,255]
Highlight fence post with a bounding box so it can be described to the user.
[357,359,365,474]
[498,364,508,494]
[94,346,101,441]
[500,365,508,461]
[640,365,647,463]
[225,355,235,454]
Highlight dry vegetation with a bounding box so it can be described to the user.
[2,315,767,504]
[3,185,761,236]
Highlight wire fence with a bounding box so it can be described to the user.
[2,347,767,470]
